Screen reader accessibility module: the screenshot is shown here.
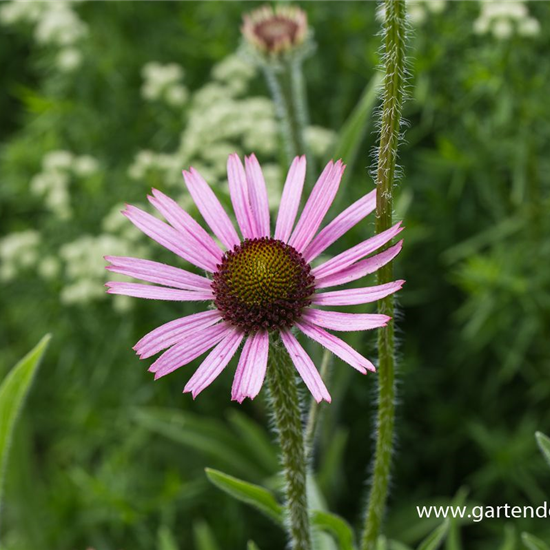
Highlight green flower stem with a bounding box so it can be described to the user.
[304,348,332,459]
[263,59,310,167]
[360,2,407,550]
[267,337,311,550]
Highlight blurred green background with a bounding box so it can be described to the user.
[1,1,549,549]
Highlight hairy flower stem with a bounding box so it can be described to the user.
[360,2,407,550]
[267,337,311,550]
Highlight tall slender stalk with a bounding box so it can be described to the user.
[360,2,407,549]
[267,337,311,550]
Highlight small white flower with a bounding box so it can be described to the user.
[56,47,82,72]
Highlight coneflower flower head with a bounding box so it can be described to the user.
[241,5,309,57]
[106,154,404,403]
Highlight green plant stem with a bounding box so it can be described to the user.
[263,59,310,168]
[360,1,407,550]
[304,348,332,460]
[267,337,311,550]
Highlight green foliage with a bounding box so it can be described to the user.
[0,335,50,510]
[521,533,550,550]
[1,2,550,549]
[416,521,449,550]
[311,510,355,550]
[535,432,550,468]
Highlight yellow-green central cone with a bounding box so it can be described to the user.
[212,237,315,332]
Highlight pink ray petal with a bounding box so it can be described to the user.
[105,256,212,291]
[149,322,230,378]
[227,153,257,239]
[288,160,345,253]
[313,222,404,280]
[315,240,403,289]
[280,330,331,403]
[184,328,245,398]
[302,309,390,331]
[148,189,223,264]
[296,320,376,373]
[183,168,240,250]
[312,280,405,306]
[123,205,215,272]
[106,282,213,301]
[245,154,270,238]
[134,310,222,359]
[274,156,306,242]
[302,190,376,262]
[231,330,269,403]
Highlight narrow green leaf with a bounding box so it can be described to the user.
[0,334,51,507]
[521,533,550,550]
[377,535,388,550]
[247,542,261,550]
[157,526,179,550]
[193,521,221,550]
[205,468,284,526]
[389,542,413,550]
[535,432,550,468]
[331,72,382,180]
[311,510,355,550]
[417,520,450,550]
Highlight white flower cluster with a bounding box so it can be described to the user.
[141,62,189,107]
[59,229,146,310]
[474,0,540,39]
[31,150,99,220]
[0,0,88,72]
[305,126,337,159]
[377,0,446,25]
[129,54,282,199]
[0,230,43,281]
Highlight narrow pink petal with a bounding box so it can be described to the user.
[315,240,403,289]
[280,330,331,403]
[231,331,269,403]
[274,156,306,242]
[105,256,212,291]
[148,189,223,264]
[302,190,376,262]
[184,328,245,398]
[245,154,270,237]
[312,280,405,306]
[150,323,230,378]
[296,320,375,373]
[134,310,222,359]
[289,160,345,253]
[227,154,257,239]
[123,205,215,272]
[302,309,390,331]
[106,282,213,301]
[312,222,404,279]
[183,168,240,250]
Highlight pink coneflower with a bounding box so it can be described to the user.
[106,155,404,403]
[241,5,308,55]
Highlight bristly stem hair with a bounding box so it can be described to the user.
[360,1,408,549]
[267,337,312,550]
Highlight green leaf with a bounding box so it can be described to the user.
[535,432,550,468]
[388,542,413,550]
[205,468,284,526]
[0,334,51,508]
[247,542,261,550]
[377,535,388,550]
[157,526,179,550]
[331,72,382,180]
[311,510,355,550]
[417,520,450,550]
[521,533,550,550]
[193,520,221,550]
